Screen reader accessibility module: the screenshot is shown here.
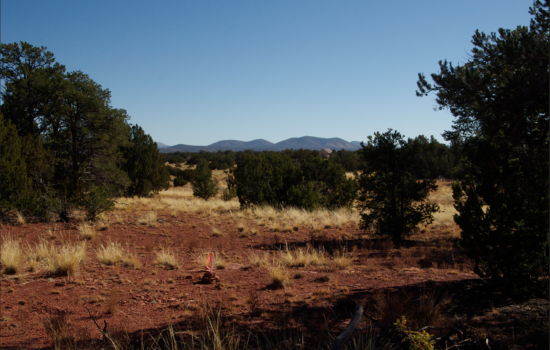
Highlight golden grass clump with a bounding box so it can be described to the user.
[15,211,26,225]
[1,235,22,274]
[331,251,354,270]
[77,222,97,240]
[46,242,87,276]
[280,246,327,268]
[247,251,270,268]
[138,211,158,227]
[96,242,141,268]
[211,227,225,237]
[26,239,54,263]
[251,206,360,231]
[96,242,125,265]
[269,266,290,289]
[154,248,179,269]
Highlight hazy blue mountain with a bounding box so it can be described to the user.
[208,139,274,151]
[160,144,218,153]
[156,142,171,148]
[350,141,363,147]
[274,136,359,150]
[159,136,360,153]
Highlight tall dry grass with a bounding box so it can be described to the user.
[96,242,141,268]
[154,248,179,269]
[1,235,22,274]
[77,222,97,240]
[45,241,87,276]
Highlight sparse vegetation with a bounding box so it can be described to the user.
[45,242,87,276]
[269,266,290,289]
[1,235,22,274]
[154,248,179,269]
[77,222,96,240]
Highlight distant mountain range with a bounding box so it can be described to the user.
[157,136,362,153]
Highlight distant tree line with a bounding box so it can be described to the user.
[0,42,169,222]
[161,138,464,179]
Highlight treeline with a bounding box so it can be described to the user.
[0,42,169,222]
[162,135,464,179]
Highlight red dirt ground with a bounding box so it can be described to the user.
[0,214,480,349]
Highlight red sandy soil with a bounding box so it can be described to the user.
[0,214,478,349]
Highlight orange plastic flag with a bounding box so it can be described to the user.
[206,253,213,272]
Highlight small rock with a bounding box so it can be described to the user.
[151,300,158,304]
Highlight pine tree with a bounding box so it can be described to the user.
[357,130,439,245]
[417,1,549,297]
[0,113,36,215]
[121,125,170,197]
[191,162,219,201]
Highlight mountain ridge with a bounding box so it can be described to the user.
[158,136,360,153]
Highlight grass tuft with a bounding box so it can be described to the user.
[154,248,179,269]
[46,242,87,276]
[269,266,290,289]
[15,211,26,225]
[77,222,97,240]
[1,235,22,274]
[138,211,158,227]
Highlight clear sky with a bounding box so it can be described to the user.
[2,1,534,146]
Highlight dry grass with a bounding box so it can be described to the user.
[96,242,125,265]
[269,266,290,289]
[138,211,158,227]
[252,206,360,231]
[45,242,87,276]
[154,248,179,269]
[26,239,55,263]
[331,251,354,270]
[77,222,97,240]
[247,251,270,268]
[279,245,328,268]
[96,242,141,268]
[15,211,26,225]
[211,227,225,237]
[1,235,22,274]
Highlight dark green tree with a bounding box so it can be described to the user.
[0,113,36,215]
[289,155,358,210]
[0,42,66,139]
[191,162,219,200]
[416,1,549,297]
[173,174,188,187]
[228,152,357,210]
[228,152,299,208]
[48,71,130,219]
[0,42,63,209]
[357,130,439,245]
[121,125,169,197]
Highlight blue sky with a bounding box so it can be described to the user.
[2,1,534,146]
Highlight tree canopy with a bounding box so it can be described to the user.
[417,0,549,297]
[0,42,169,221]
[357,130,439,245]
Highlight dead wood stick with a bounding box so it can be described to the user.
[84,306,116,347]
[332,304,364,350]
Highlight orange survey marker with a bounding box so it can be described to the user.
[206,253,213,272]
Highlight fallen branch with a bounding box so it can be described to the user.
[332,304,364,350]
